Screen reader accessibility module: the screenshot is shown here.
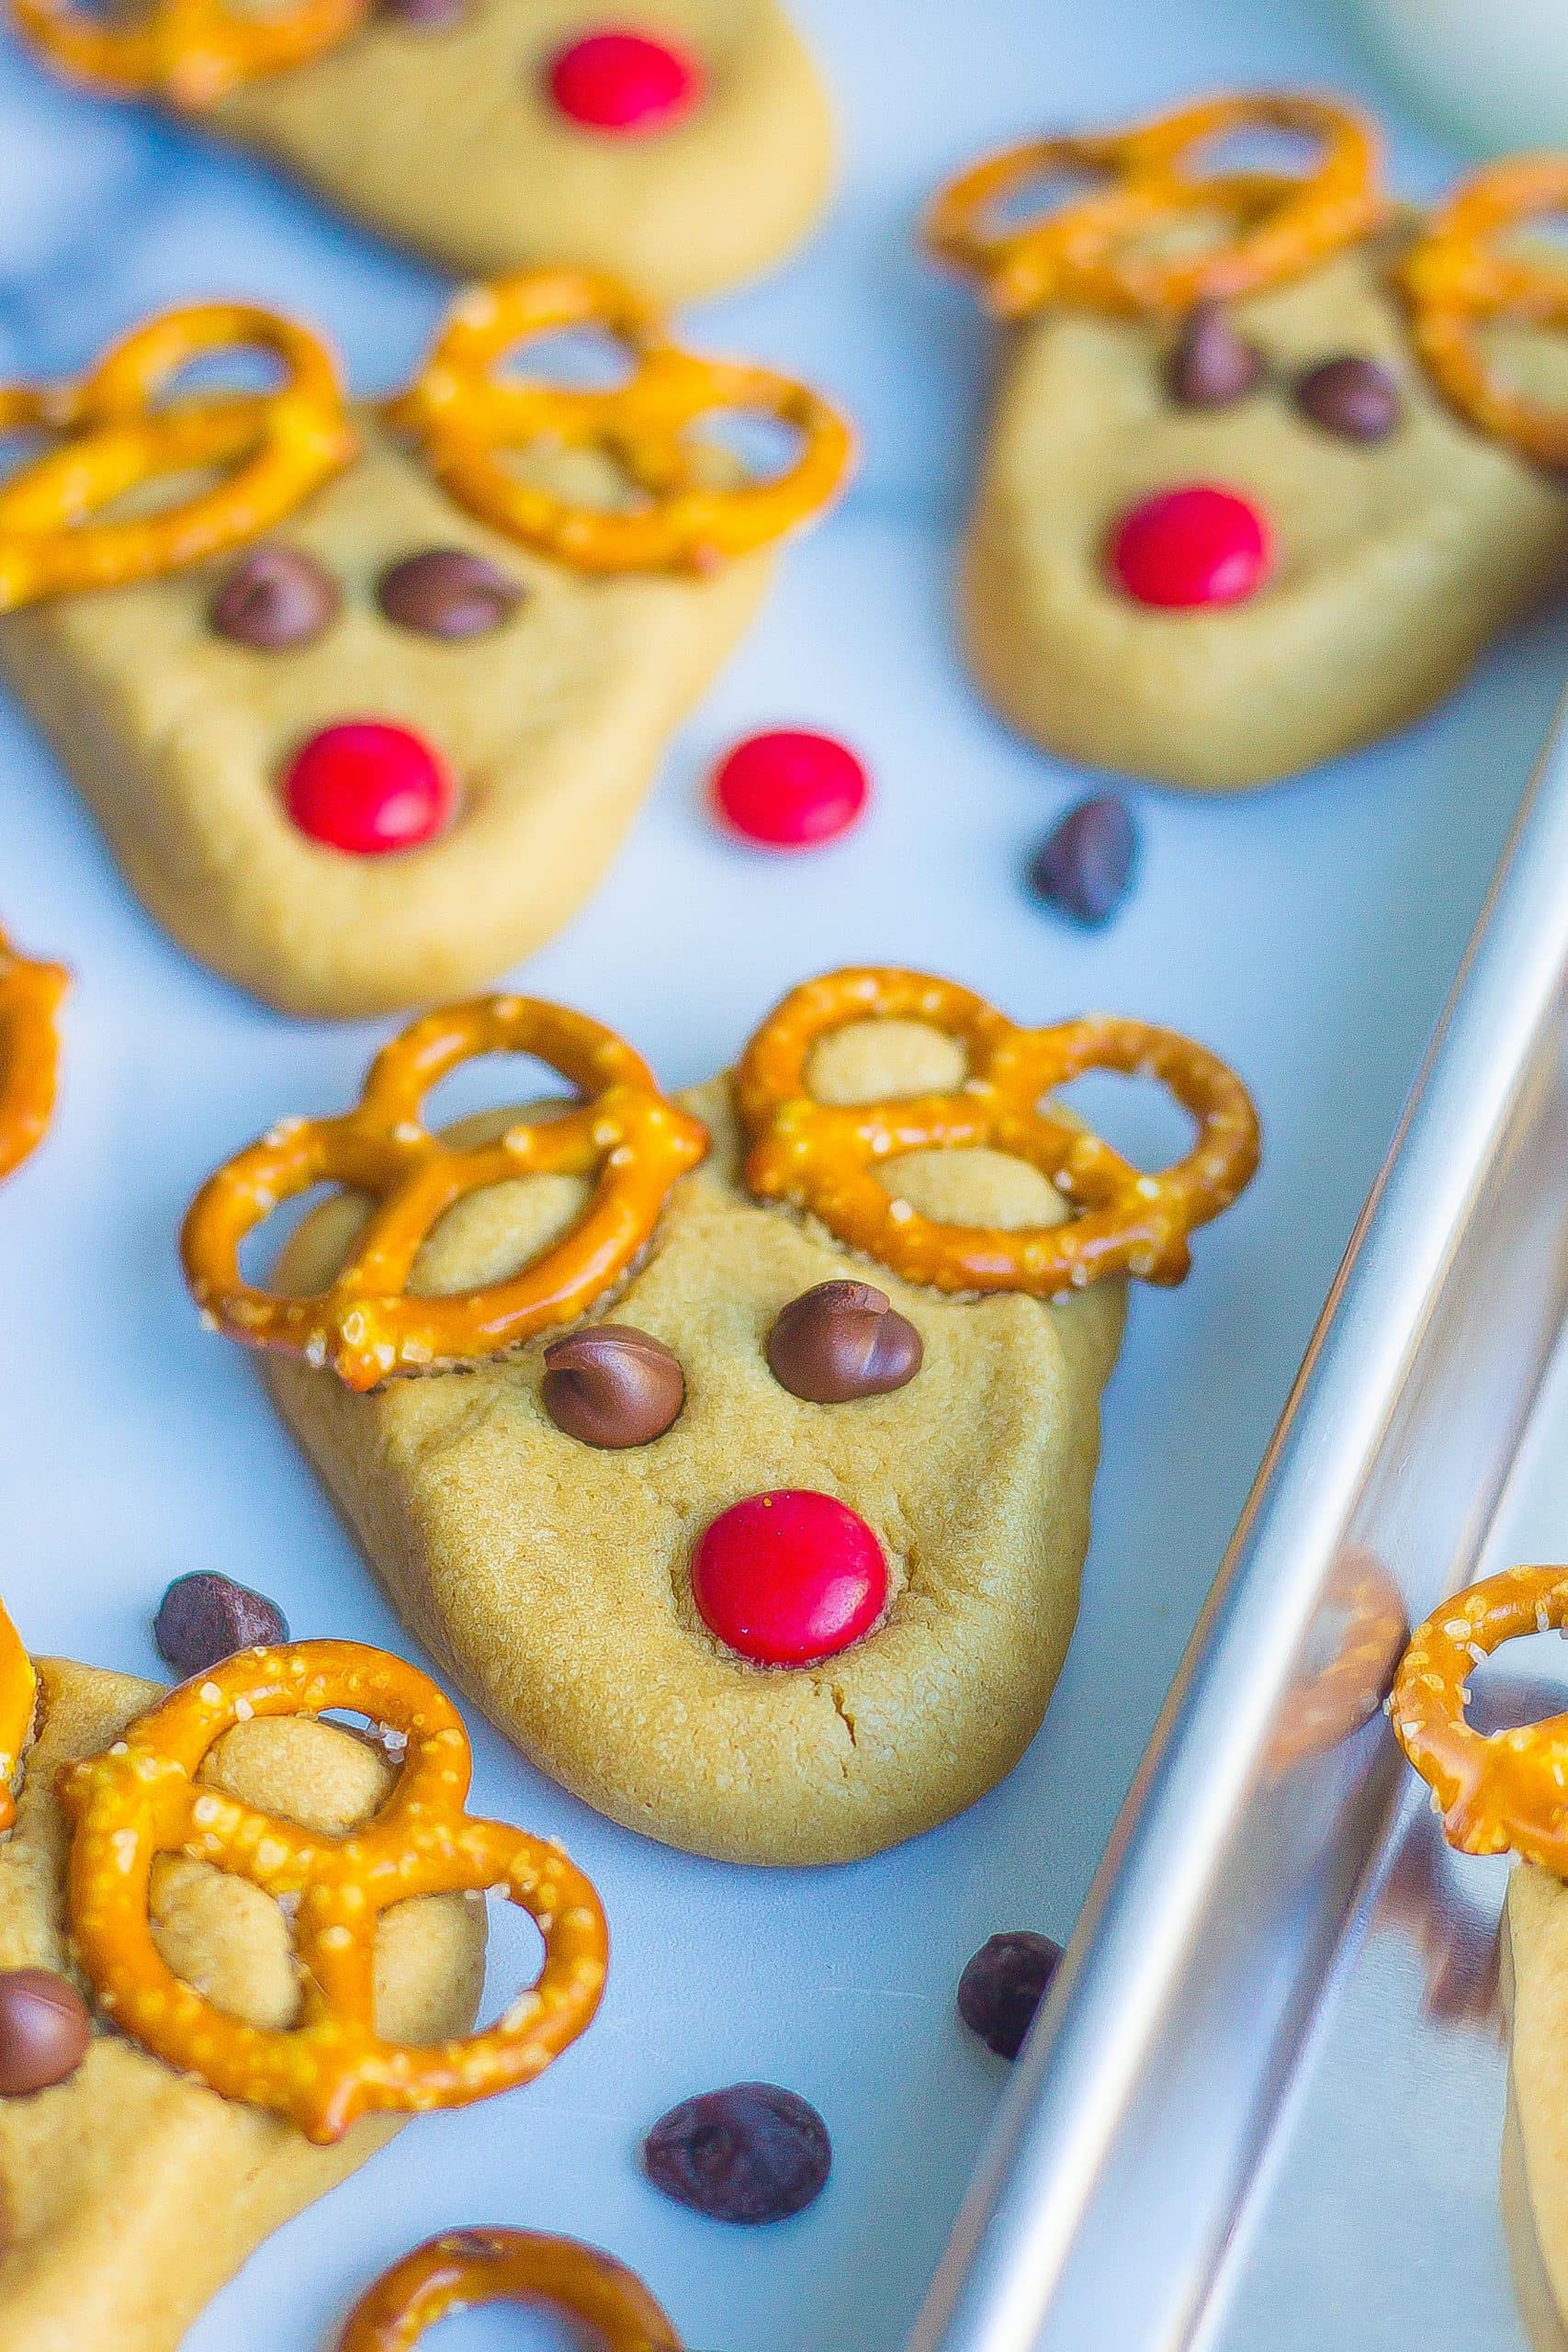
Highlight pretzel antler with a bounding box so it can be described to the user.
[0,928,67,1185]
[9,0,367,107]
[339,2229,682,2352]
[0,1598,38,1835]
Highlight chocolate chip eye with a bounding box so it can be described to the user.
[377,548,524,639]
[1292,354,1403,444]
[766,1281,922,1404]
[541,1325,684,1447]
[209,545,340,649]
[1165,301,1266,411]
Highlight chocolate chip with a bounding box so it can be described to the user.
[541,1326,684,1449]
[1293,355,1402,444]
[1027,795,1138,927]
[957,1930,1063,2060]
[153,1573,289,1679]
[643,2083,830,2222]
[767,1281,922,1404]
[209,546,339,650]
[1166,301,1265,410]
[379,0,467,23]
[378,548,523,639]
[0,1968,91,2096]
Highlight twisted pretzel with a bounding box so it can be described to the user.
[1266,1547,1407,1777]
[181,995,709,1392]
[1391,1566,1568,1872]
[339,2228,681,2352]
[736,968,1259,1297]
[58,1640,607,2144]
[0,303,353,614]
[0,1599,37,1836]
[9,0,367,108]
[388,270,855,575]
[1401,158,1568,469]
[926,93,1384,319]
[0,929,67,1186]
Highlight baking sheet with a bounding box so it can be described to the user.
[2,1,1565,2346]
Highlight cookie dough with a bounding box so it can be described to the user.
[213,0,833,301]
[0,1657,484,2352]
[267,1015,1125,1867]
[1503,1869,1568,2352]
[0,418,768,1020]
[962,231,1568,793]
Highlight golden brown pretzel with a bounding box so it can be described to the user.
[0,927,67,1184]
[0,1598,37,1835]
[338,2227,682,2351]
[8,0,366,107]
[737,967,1259,1295]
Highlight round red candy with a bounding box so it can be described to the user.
[283,722,455,854]
[547,29,701,131]
[712,729,869,850]
[1108,484,1272,609]
[692,1489,887,1668]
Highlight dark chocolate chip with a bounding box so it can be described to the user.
[957,1930,1063,2060]
[378,0,468,25]
[1292,354,1402,444]
[767,1281,922,1405]
[541,1325,684,1449]
[1166,301,1266,410]
[0,1968,91,2096]
[643,2083,830,2222]
[153,1572,290,1679]
[378,548,524,639]
[209,546,340,650]
[1027,795,1138,928]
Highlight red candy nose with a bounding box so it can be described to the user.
[547,29,702,131]
[283,722,455,854]
[692,1489,888,1668]
[1109,484,1272,609]
[713,729,870,850]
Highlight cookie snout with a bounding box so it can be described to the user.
[1108,482,1273,610]
[282,720,456,854]
[691,1489,888,1668]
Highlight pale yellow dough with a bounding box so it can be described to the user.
[0,1657,484,2352]
[267,1017,1125,1867]
[0,418,768,1019]
[213,0,834,301]
[962,233,1568,793]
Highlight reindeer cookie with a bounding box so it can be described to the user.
[0,275,851,1019]
[10,0,833,302]
[927,96,1568,793]
[183,967,1259,1866]
[0,1598,604,2352]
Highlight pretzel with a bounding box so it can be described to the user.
[339,2228,682,2352]
[1391,1566,1568,1873]
[181,994,709,1392]
[388,270,855,575]
[0,929,67,1185]
[0,1599,37,1836]
[1266,1547,1407,1777]
[1400,158,1568,469]
[9,0,366,108]
[736,968,1259,1297]
[926,93,1384,319]
[58,1640,607,2143]
[0,303,353,614]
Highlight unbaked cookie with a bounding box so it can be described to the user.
[12,0,834,302]
[1504,1868,1568,2352]
[184,967,1260,1866]
[0,278,851,1019]
[928,97,1568,792]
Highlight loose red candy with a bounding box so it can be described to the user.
[691,1489,887,1667]
[712,730,869,850]
[547,29,701,132]
[283,721,455,854]
[1108,484,1272,609]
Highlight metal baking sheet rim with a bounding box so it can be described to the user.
[910,688,1568,2352]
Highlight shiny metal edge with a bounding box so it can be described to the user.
[910,694,1568,2352]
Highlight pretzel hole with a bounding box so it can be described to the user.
[805,1020,968,1105]
[422,1051,577,1134]
[404,2302,599,2349]
[1464,1634,1568,1736]
[491,325,639,393]
[876,1147,1069,1233]
[152,345,295,402]
[1051,1070,1193,1174]
[1177,123,1328,187]
[470,1887,548,2034]
[239,1180,355,1289]
[977,161,1113,237]
[685,404,803,487]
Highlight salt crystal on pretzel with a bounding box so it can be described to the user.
[338,2227,682,2352]
[0,927,67,1186]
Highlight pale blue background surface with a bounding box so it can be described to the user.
[0,3,1563,2346]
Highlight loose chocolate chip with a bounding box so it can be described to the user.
[957,1930,1063,2060]
[767,1281,922,1405]
[541,1326,684,1449]
[209,546,340,650]
[1028,795,1138,928]
[643,2083,830,2222]
[1293,355,1402,445]
[1166,301,1266,410]
[153,1572,289,1679]
[0,1968,91,2096]
[378,548,523,639]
